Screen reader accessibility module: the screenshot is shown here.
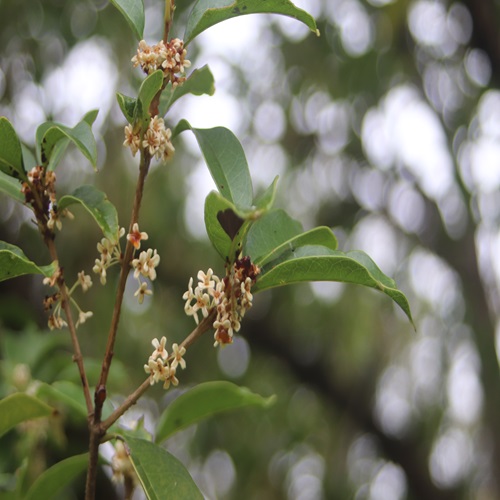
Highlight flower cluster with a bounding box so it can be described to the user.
[144,337,186,389]
[92,228,126,285]
[183,256,260,347]
[123,116,175,162]
[21,166,73,234]
[131,38,191,86]
[127,223,160,304]
[43,270,93,330]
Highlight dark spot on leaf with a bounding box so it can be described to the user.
[242,5,247,11]
[232,7,240,14]
[217,209,244,240]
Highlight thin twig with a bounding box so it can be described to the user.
[45,239,93,414]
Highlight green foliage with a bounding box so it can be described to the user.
[0,242,57,282]
[24,453,89,500]
[175,120,253,208]
[126,437,203,500]
[0,117,25,180]
[0,393,54,438]
[58,185,120,244]
[109,0,145,40]
[184,0,319,45]
[35,114,98,170]
[155,381,275,442]
[0,171,23,203]
[159,65,216,115]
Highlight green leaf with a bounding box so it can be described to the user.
[159,65,216,116]
[109,0,145,40]
[244,209,302,263]
[125,437,203,500]
[116,92,137,124]
[204,191,234,261]
[136,70,164,125]
[24,453,88,500]
[58,185,120,243]
[0,393,54,438]
[253,175,279,212]
[36,118,97,170]
[21,144,37,171]
[175,120,253,208]
[0,241,57,282]
[184,0,319,45]
[248,226,338,267]
[0,170,23,203]
[0,117,25,179]
[254,248,414,327]
[155,381,275,443]
[36,381,88,421]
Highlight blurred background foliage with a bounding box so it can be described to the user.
[1,0,500,498]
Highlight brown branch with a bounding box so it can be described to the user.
[45,239,93,414]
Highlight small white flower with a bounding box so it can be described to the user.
[171,343,186,370]
[151,336,168,361]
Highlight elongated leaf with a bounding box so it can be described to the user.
[254,248,414,326]
[253,175,279,212]
[248,226,338,267]
[185,0,319,45]
[156,381,275,443]
[58,185,119,243]
[175,120,253,208]
[159,65,216,116]
[0,170,23,203]
[110,0,145,40]
[136,70,164,124]
[244,209,302,263]
[0,117,25,179]
[24,453,88,500]
[0,393,54,438]
[0,241,57,282]
[36,119,97,169]
[125,437,203,499]
[117,92,137,124]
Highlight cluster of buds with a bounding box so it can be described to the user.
[144,336,186,389]
[123,116,175,162]
[92,228,126,285]
[131,38,191,86]
[43,269,93,330]
[21,166,73,236]
[183,256,260,347]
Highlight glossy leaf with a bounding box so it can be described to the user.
[0,170,23,203]
[184,0,319,45]
[254,248,414,326]
[136,70,164,125]
[24,453,88,500]
[116,92,137,124]
[125,437,203,499]
[58,185,120,243]
[0,117,25,179]
[0,393,54,438]
[244,209,302,263]
[0,241,57,282]
[204,191,234,261]
[253,175,279,212]
[249,226,338,267]
[159,65,216,115]
[175,120,253,208]
[36,118,97,169]
[109,0,145,40]
[155,381,275,443]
